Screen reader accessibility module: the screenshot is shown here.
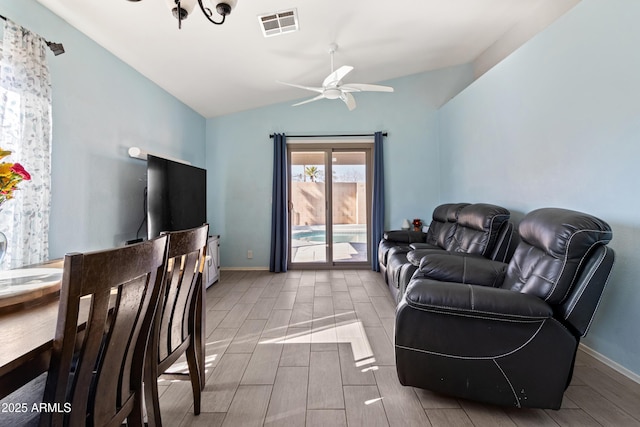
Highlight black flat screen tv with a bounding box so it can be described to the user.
[147,154,207,239]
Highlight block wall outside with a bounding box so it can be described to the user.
[291,182,366,226]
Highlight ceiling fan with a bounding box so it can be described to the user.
[278,43,394,111]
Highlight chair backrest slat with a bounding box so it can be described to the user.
[70,287,111,425]
[170,253,198,351]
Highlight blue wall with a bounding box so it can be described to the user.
[439,0,640,376]
[0,0,206,257]
[206,66,474,268]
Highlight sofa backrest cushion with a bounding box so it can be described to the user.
[446,203,511,257]
[501,208,613,305]
[425,203,469,248]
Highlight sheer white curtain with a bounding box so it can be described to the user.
[0,19,52,269]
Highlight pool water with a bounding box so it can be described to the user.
[292,227,367,244]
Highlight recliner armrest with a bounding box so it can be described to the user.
[404,279,553,320]
[409,243,439,250]
[414,253,507,288]
[383,230,427,244]
[407,248,444,267]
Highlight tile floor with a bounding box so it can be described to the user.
[157,270,640,427]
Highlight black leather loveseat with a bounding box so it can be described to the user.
[395,208,615,409]
[379,203,513,302]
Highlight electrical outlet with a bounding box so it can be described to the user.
[247,250,253,259]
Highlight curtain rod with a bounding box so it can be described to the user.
[0,14,65,55]
[269,132,387,139]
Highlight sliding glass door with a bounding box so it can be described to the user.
[289,150,328,264]
[288,144,372,268]
[331,151,368,263]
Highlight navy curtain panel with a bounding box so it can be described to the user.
[371,131,385,271]
[270,133,288,272]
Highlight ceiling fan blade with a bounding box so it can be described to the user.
[323,65,354,87]
[292,94,326,107]
[340,92,356,111]
[340,83,394,93]
[277,81,324,93]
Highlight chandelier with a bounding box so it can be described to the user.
[127,0,238,29]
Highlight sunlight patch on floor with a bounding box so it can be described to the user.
[258,315,376,366]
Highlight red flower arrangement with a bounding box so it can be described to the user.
[0,148,31,207]
[412,218,422,232]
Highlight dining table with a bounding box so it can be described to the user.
[0,260,64,400]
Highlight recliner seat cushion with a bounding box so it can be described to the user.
[406,247,440,266]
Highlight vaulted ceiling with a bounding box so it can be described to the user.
[36,0,579,117]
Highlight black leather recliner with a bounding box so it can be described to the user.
[378,203,469,285]
[383,203,513,303]
[395,208,615,409]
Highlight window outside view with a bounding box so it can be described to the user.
[290,151,367,264]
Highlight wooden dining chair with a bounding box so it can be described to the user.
[144,224,209,427]
[39,236,169,426]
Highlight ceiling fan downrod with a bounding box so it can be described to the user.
[328,43,338,74]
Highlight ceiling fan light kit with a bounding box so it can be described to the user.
[278,44,394,111]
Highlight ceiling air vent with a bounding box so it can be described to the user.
[258,9,299,37]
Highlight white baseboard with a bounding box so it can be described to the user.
[579,343,640,385]
[220,267,269,271]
